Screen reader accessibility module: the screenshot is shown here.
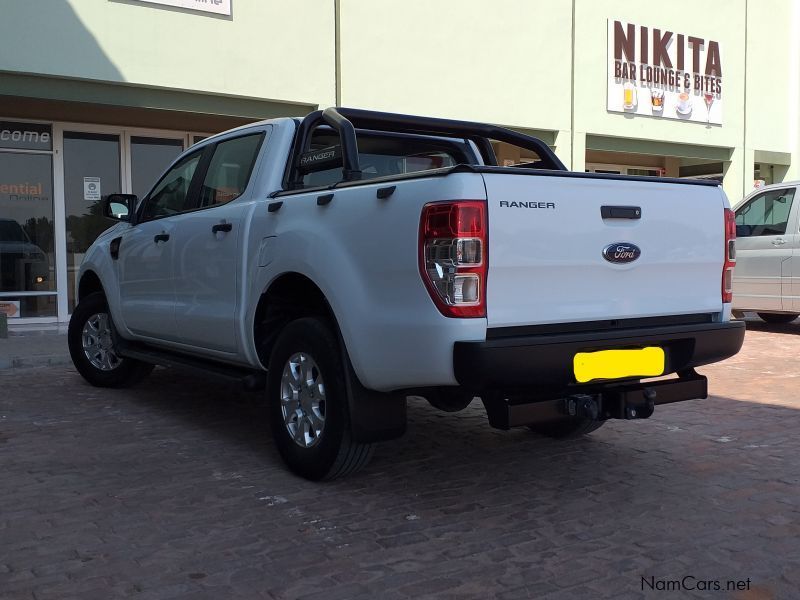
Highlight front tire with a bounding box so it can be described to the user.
[68,292,153,388]
[757,312,799,324]
[527,418,605,439]
[267,317,372,481]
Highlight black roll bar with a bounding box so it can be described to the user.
[285,107,567,189]
[321,107,362,182]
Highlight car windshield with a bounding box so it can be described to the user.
[0,220,28,243]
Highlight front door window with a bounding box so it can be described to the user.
[735,188,796,237]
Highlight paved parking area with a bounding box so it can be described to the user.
[1,321,799,599]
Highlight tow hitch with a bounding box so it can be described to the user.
[481,370,707,430]
[559,389,655,422]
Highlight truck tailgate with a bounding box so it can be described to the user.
[483,173,726,328]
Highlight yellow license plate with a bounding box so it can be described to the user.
[573,347,665,383]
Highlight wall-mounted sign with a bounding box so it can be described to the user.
[128,0,231,15]
[0,122,52,151]
[607,20,723,125]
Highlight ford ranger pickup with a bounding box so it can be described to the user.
[68,107,745,480]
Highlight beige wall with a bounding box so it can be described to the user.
[337,0,573,132]
[0,0,336,108]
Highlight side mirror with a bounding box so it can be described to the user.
[104,194,137,222]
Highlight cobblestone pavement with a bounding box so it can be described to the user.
[1,322,799,600]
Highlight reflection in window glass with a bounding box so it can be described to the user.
[141,152,202,221]
[131,137,184,200]
[735,188,796,237]
[0,150,56,319]
[0,152,55,299]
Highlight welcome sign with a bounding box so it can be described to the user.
[607,20,723,125]
[129,0,231,15]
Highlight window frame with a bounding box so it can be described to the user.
[196,131,266,209]
[135,129,266,223]
[136,147,207,224]
[734,186,797,238]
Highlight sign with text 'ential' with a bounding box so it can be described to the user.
[607,19,723,125]
[131,0,231,15]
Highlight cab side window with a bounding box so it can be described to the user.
[140,151,202,221]
[198,133,264,208]
[735,188,796,237]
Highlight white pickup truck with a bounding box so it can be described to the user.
[69,108,745,480]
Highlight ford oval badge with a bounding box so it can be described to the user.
[603,242,641,264]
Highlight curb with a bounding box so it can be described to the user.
[0,355,72,373]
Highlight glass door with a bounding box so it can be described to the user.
[63,132,122,312]
[129,136,184,199]
[0,120,57,320]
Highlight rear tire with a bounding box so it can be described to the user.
[757,312,799,324]
[68,292,153,388]
[267,317,372,481]
[527,418,605,439]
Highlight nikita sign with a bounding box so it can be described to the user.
[607,20,723,125]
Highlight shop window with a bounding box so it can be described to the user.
[0,144,56,318]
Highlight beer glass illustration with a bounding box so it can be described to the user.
[623,82,637,110]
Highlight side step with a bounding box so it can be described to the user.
[117,341,266,390]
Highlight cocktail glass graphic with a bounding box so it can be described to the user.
[704,92,715,124]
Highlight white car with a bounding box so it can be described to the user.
[732,182,800,323]
[68,108,745,480]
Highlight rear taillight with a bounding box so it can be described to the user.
[419,201,487,318]
[722,208,736,303]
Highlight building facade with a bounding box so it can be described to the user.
[0,0,797,322]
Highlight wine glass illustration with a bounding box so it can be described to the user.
[704,92,714,124]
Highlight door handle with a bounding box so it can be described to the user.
[772,238,788,246]
[154,233,170,243]
[212,222,233,234]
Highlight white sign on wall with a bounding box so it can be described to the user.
[607,19,723,125]
[129,0,231,16]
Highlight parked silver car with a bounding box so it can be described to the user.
[732,182,800,323]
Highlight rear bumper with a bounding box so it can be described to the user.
[453,320,745,391]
